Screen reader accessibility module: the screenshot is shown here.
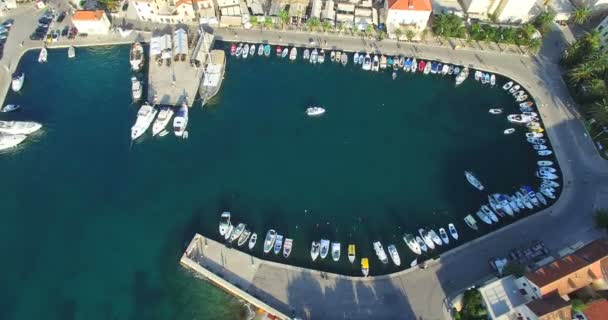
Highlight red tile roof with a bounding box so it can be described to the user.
[176,0,192,7]
[388,0,432,11]
[526,294,571,319]
[72,10,105,21]
[583,299,608,320]
[575,239,608,263]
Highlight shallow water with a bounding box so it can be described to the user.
[0,43,553,319]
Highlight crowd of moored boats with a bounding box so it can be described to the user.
[0,72,43,151]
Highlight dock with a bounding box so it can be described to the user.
[146,28,213,107]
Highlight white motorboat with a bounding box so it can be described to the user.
[152,105,174,136]
[441,64,449,75]
[310,48,318,63]
[527,132,544,138]
[507,196,520,213]
[536,171,558,180]
[310,241,320,261]
[516,95,528,102]
[1,104,21,113]
[528,137,546,144]
[513,90,526,97]
[318,50,325,63]
[418,229,435,250]
[340,52,348,66]
[258,44,264,56]
[536,192,548,205]
[539,167,557,173]
[448,223,458,240]
[476,210,492,224]
[517,191,534,209]
[464,214,478,230]
[11,73,24,92]
[533,144,548,151]
[415,236,428,252]
[237,229,251,247]
[509,85,520,93]
[488,195,504,217]
[353,52,360,64]
[423,61,431,74]
[306,106,325,116]
[474,70,482,81]
[248,233,257,249]
[520,101,534,108]
[521,186,540,206]
[540,187,556,200]
[497,194,514,216]
[38,47,47,63]
[289,47,297,60]
[490,74,496,86]
[538,150,553,156]
[455,67,469,85]
[219,212,231,236]
[411,58,417,73]
[511,195,524,210]
[380,55,387,69]
[439,228,450,245]
[387,244,401,266]
[429,229,442,246]
[0,121,42,135]
[543,180,560,188]
[263,229,277,253]
[504,128,515,135]
[242,44,250,59]
[348,244,355,263]
[131,103,158,140]
[507,114,535,124]
[130,42,144,71]
[331,51,336,62]
[68,46,75,58]
[249,44,256,56]
[0,133,27,151]
[131,77,142,101]
[371,55,380,71]
[331,242,341,261]
[173,102,188,137]
[273,235,283,255]
[481,205,498,222]
[229,223,246,243]
[362,53,372,71]
[465,171,484,190]
[403,233,422,255]
[283,238,293,258]
[303,49,310,60]
[502,81,513,90]
[235,43,243,57]
[489,108,503,114]
[281,47,288,59]
[320,239,330,259]
[373,241,389,264]
[224,225,234,240]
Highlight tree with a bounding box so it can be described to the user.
[305,17,320,31]
[250,16,259,28]
[533,10,556,34]
[589,101,608,127]
[571,299,588,313]
[405,28,415,42]
[571,6,591,25]
[321,20,332,32]
[277,9,290,29]
[365,24,374,37]
[527,38,542,54]
[581,78,607,101]
[469,23,484,41]
[263,17,274,30]
[394,27,402,41]
[503,262,526,277]
[98,0,119,11]
[459,288,487,320]
[568,62,596,85]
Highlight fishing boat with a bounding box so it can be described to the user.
[258,44,264,56]
[281,47,288,58]
[403,233,422,255]
[276,45,282,56]
[504,128,515,135]
[489,108,503,114]
[490,74,496,86]
[242,44,249,59]
[362,53,372,71]
[538,150,553,156]
[318,49,325,63]
[331,242,341,261]
[224,224,234,240]
[372,55,380,71]
[219,212,231,236]
[273,235,284,254]
[0,133,27,151]
[481,205,499,222]
[439,228,449,244]
[538,160,553,166]
[348,244,355,263]
[448,223,458,240]
[415,236,428,252]
[152,105,174,136]
[303,48,310,60]
[310,48,318,63]
[353,52,359,64]
[373,241,389,264]
[340,52,348,66]
[230,43,237,55]
[503,81,513,90]
[387,245,401,266]
[380,55,387,69]
[38,47,47,63]
[464,214,479,230]
[423,61,432,74]
[130,42,144,71]
[238,229,252,246]
[11,73,24,92]
[429,229,443,246]
[310,241,320,261]
[283,238,293,258]
[131,77,142,101]
[173,102,188,138]
[229,223,246,243]
[248,233,257,249]
[199,50,226,108]
[249,44,256,56]
[306,106,325,116]
[263,230,277,253]
[289,47,297,60]
[455,67,469,85]
[361,258,369,277]
[320,239,330,259]
[476,210,492,224]
[465,171,484,190]
[264,44,271,56]
[0,121,40,136]
[131,103,158,140]
[418,229,435,250]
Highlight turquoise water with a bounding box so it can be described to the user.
[0,43,553,319]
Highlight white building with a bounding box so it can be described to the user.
[385,0,432,36]
[132,0,205,23]
[71,10,111,34]
[462,0,535,23]
[597,15,608,51]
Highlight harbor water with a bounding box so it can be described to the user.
[0,43,552,319]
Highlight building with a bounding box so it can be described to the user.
[580,299,608,320]
[385,0,432,37]
[571,0,608,11]
[194,0,216,19]
[597,15,608,52]
[132,0,205,23]
[461,0,535,23]
[71,10,111,34]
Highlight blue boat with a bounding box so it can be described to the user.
[431,62,438,74]
[404,58,412,71]
[263,44,271,56]
[437,63,443,73]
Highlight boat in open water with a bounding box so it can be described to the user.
[199,50,226,107]
[465,171,484,190]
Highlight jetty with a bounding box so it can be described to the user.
[147,28,213,107]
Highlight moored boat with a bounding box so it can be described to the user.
[380,55,387,69]
[0,133,27,151]
[1,104,20,113]
[311,241,320,261]
[371,55,379,71]
[258,44,264,56]
[199,50,226,107]
[418,228,435,250]
[11,73,24,92]
[283,238,293,258]
[68,46,76,58]
[131,77,142,101]
[476,210,492,224]
[173,102,188,137]
[387,244,401,266]
[373,241,388,264]
[130,42,144,71]
[503,81,513,90]
[264,44,271,56]
[429,229,442,246]
[229,223,246,242]
[320,239,330,259]
[464,214,478,230]
[341,52,348,66]
[38,47,47,63]
[281,47,288,58]
[455,67,469,85]
[248,233,257,249]
[0,121,42,135]
[219,212,231,236]
[318,49,325,63]
[331,242,341,261]
[362,53,372,71]
[439,228,449,245]
[361,258,369,276]
[238,229,251,246]
[289,47,297,60]
[448,223,458,240]
[131,103,158,140]
[348,244,355,263]
[242,44,250,58]
[415,236,428,252]
[403,233,422,255]
[152,105,174,136]
[263,229,277,253]
[273,235,284,254]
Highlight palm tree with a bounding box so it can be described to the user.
[527,38,542,54]
[278,9,290,29]
[405,28,415,42]
[394,27,402,41]
[321,21,332,33]
[306,17,320,32]
[568,62,595,84]
[589,99,608,126]
[581,30,601,51]
[571,6,591,25]
[581,78,607,100]
[469,23,483,41]
[98,0,119,11]
[264,17,274,30]
[520,23,537,40]
[432,14,449,37]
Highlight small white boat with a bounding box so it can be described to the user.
[281,47,288,58]
[348,244,355,263]
[489,108,503,114]
[513,90,525,97]
[536,171,558,180]
[509,85,520,93]
[229,223,246,243]
[536,192,548,205]
[310,48,318,63]
[538,150,553,156]
[361,258,369,277]
[224,224,234,240]
[465,171,484,190]
[310,241,320,261]
[1,104,21,113]
[403,233,422,255]
[520,101,534,108]
[131,77,142,101]
[303,49,310,60]
[371,55,380,72]
[475,70,482,81]
[528,137,546,144]
[130,42,144,71]
[533,144,548,150]
[306,106,325,116]
[263,229,277,253]
[516,95,528,102]
[249,44,256,56]
[273,235,284,255]
[152,106,174,136]
[0,133,27,151]
[502,81,513,90]
[283,238,293,258]
[11,73,24,92]
[455,67,469,85]
[517,191,533,209]
[289,47,297,60]
[237,229,251,247]
[490,74,496,86]
[464,214,479,230]
[330,51,336,62]
[448,223,458,240]
[418,229,435,250]
[411,58,417,73]
[320,239,330,259]
[392,72,397,80]
[527,132,544,138]
[507,114,535,124]
[340,52,348,66]
[504,128,515,135]
[173,102,188,137]
[248,233,257,249]
[362,53,372,71]
[540,188,556,200]
[353,52,359,64]
[331,242,340,261]
[476,210,492,224]
[131,103,158,140]
[387,244,401,266]
[68,46,76,58]
[373,241,388,264]
[415,236,428,252]
[235,44,243,57]
[38,47,48,63]
[318,50,325,63]
[0,121,42,135]
[481,205,499,222]
[242,44,250,59]
[439,228,450,245]
[543,180,560,188]
[429,229,443,246]
[441,64,449,75]
[257,44,264,56]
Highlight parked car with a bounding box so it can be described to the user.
[57,11,66,23]
[30,33,44,40]
[52,30,59,42]
[61,26,69,37]
[46,34,52,43]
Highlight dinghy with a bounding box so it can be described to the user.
[448,223,458,240]
[248,233,257,249]
[1,104,21,113]
[311,241,320,261]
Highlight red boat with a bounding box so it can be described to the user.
[230,43,237,56]
[276,45,282,55]
[418,60,426,72]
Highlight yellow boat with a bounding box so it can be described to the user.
[361,258,369,277]
[348,244,356,263]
